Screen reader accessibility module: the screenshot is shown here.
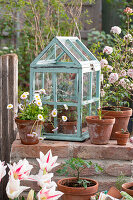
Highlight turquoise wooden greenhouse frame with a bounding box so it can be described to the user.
[30,36,101,141]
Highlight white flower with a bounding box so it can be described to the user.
[39,89,46,95]
[103,46,113,54]
[8,159,33,180]
[52,127,58,132]
[119,70,126,77]
[108,73,119,84]
[38,114,44,121]
[36,100,42,107]
[38,137,44,141]
[101,89,105,97]
[130,48,133,54]
[62,116,67,122]
[37,187,63,200]
[32,132,38,136]
[24,92,29,95]
[31,170,55,188]
[110,26,121,35]
[119,78,127,89]
[3,47,8,50]
[64,104,68,110]
[124,34,132,42]
[36,150,60,173]
[127,69,133,79]
[0,161,7,182]
[34,93,40,100]
[39,106,43,110]
[6,172,30,199]
[131,62,133,67]
[100,59,108,68]
[51,109,57,117]
[7,104,13,109]
[20,93,27,100]
[18,104,23,110]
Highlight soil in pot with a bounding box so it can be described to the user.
[122,182,133,197]
[115,131,130,145]
[57,177,98,200]
[15,118,42,145]
[101,106,132,139]
[86,116,115,145]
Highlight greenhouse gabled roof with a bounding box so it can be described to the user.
[30,36,98,68]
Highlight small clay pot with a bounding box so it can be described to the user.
[122,182,133,197]
[57,177,98,200]
[86,116,115,145]
[115,131,130,146]
[61,121,77,134]
[15,118,42,145]
[107,186,122,199]
[101,106,132,139]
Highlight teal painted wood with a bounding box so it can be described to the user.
[30,36,101,142]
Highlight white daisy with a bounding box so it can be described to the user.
[7,104,13,109]
[18,104,23,110]
[39,89,46,95]
[36,100,42,107]
[39,107,43,110]
[20,93,27,100]
[34,93,40,100]
[32,132,38,136]
[51,109,57,117]
[64,104,68,110]
[62,116,67,122]
[38,114,44,121]
[24,92,29,95]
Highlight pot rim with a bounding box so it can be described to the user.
[122,182,133,191]
[86,116,115,125]
[57,177,98,190]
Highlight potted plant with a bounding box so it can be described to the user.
[115,129,130,145]
[57,157,103,200]
[7,89,59,145]
[98,7,133,139]
[86,108,115,145]
[60,106,77,134]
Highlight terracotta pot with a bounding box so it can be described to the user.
[57,177,98,200]
[115,131,130,146]
[101,106,132,139]
[61,121,77,134]
[86,116,115,145]
[107,186,122,199]
[122,182,133,197]
[15,118,42,145]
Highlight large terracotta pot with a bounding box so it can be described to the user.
[15,118,42,145]
[102,106,132,139]
[115,131,130,146]
[61,121,77,134]
[57,177,98,200]
[86,116,115,145]
[122,182,133,197]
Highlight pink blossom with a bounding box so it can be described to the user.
[108,73,118,84]
[127,69,133,79]
[130,48,133,54]
[100,59,108,68]
[119,70,126,77]
[52,127,58,132]
[103,46,113,54]
[37,187,63,200]
[130,137,133,144]
[131,62,133,67]
[36,150,60,173]
[101,89,105,97]
[119,78,127,88]
[124,7,133,14]
[110,26,121,35]
[124,34,132,42]
[8,159,33,180]
[0,161,7,182]
[106,65,113,72]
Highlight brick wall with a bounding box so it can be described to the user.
[11,139,133,194]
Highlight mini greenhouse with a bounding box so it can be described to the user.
[30,36,101,141]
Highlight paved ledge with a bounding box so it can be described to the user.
[11,139,133,161]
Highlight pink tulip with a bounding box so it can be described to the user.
[36,150,60,173]
[124,7,133,14]
[37,187,63,200]
[8,159,33,180]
